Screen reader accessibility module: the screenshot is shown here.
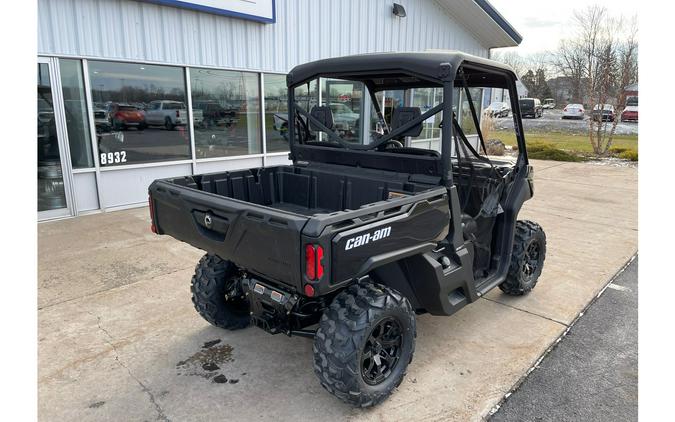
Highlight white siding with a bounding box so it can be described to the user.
[38,0,489,71]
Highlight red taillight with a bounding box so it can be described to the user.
[148,195,158,234]
[316,246,324,279]
[305,244,324,282]
[304,284,315,297]
[305,244,316,280]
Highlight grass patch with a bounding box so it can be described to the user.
[526,142,583,162]
[493,130,638,154]
[618,149,638,161]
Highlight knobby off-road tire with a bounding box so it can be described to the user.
[191,254,250,330]
[500,220,547,295]
[313,281,416,407]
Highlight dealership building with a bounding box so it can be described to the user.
[37,0,520,220]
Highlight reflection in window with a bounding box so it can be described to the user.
[263,74,289,153]
[321,78,363,143]
[88,61,191,167]
[60,59,94,168]
[190,68,261,158]
[410,87,443,152]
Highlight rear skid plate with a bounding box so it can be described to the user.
[242,278,316,338]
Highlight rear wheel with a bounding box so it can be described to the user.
[313,281,416,407]
[190,254,250,330]
[165,117,175,130]
[500,220,547,295]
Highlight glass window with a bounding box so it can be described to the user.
[321,78,363,143]
[88,61,191,167]
[410,87,444,153]
[263,74,289,153]
[60,59,94,169]
[190,68,261,158]
[38,63,67,211]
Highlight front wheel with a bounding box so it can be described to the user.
[500,220,547,295]
[313,281,416,407]
[190,254,250,330]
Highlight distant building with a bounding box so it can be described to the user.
[486,79,528,108]
[625,83,638,97]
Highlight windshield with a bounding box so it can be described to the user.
[626,96,638,106]
[519,99,534,107]
[288,71,516,159]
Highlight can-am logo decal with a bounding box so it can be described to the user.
[345,227,392,250]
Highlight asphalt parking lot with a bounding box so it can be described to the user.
[38,159,637,421]
[494,109,638,136]
[491,256,638,422]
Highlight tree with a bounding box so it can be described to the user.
[520,70,536,95]
[551,6,638,156]
[491,50,527,78]
[552,39,586,103]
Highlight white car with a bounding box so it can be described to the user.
[485,101,510,118]
[562,103,585,120]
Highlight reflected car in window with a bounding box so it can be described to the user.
[93,108,111,133]
[145,100,200,130]
[329,102,359,131]
[194,101,238,128]
[109,103,146,130]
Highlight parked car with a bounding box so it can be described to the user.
[519,98,543,118]
[621,96,638,122]
[109,103,146,130]
[562,103,585,120]
[146,100,192,130]
[591,104,615,122]
[542,98,556,109]
[328,102,359,131]
[485,101,510,118]
[93,108,111,132]
[194,101,238,128]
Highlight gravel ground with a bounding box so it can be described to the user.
[494,109,638,136]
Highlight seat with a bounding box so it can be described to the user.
[309,105,334,131]
[390,107,423,139]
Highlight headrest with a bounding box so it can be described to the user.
[309,106,334,131]
[391,107,423,138]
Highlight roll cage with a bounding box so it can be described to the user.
[286,51,528,187]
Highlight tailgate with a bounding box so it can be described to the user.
[150,180,308,288]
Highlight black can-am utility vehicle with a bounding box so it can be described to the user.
[148,51,546,407]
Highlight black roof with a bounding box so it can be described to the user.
[287,51,517,89]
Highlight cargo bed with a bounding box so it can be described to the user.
[149,164,449,290]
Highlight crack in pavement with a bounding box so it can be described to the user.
[89,312,170,422]
[481,297,569,327]
[39,266,193,310]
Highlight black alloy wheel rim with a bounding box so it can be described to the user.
[361,317,403,385]
[522,240,542,280]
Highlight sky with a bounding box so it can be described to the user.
[487,0,639,56]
